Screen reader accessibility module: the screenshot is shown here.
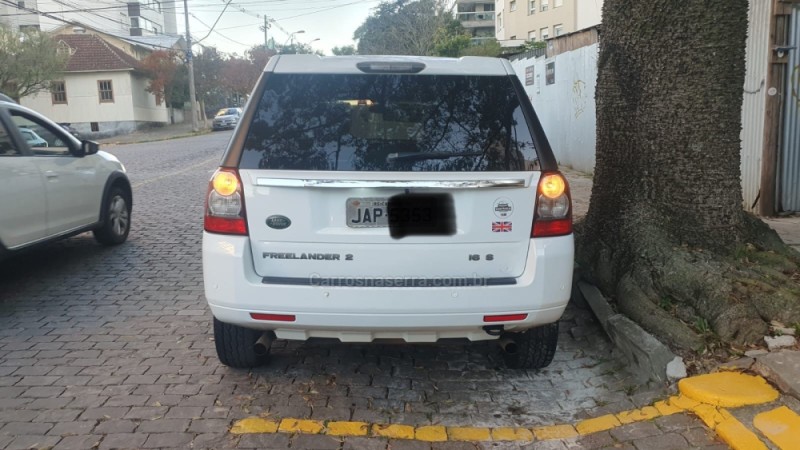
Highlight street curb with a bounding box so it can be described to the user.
[576,281,676,384]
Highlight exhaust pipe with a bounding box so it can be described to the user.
[498,337,518,355]
[253,332,273,356]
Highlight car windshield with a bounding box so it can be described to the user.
[240,73,539,172]
[216,109,237,117]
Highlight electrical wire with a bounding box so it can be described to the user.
[194,0,233,43]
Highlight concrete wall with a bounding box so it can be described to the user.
[510,42,598,173]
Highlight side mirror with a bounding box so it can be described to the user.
[80,140,99,156]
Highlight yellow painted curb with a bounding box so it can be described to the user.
[326,421,369,437]
[532,424,578,440]
[717,415,769,450]
[278,419,324,434]
[448,427,492,441]
[753,406,800,450]
[415,426,448,442]
[230,417,279,434]
[616,406,661,424]
[575,414,621,435]
[372,424,415,440]
[678,372,779,407]
[491,427,534,441]
[653,399,684,416]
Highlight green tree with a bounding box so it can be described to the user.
[432,19,471,57]
[0,26,68,101]
[460,39,502,57]
[332,45,357,56]
[578,0,800,352]
[354,0,456,56]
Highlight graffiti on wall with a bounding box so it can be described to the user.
[572,79,587,119]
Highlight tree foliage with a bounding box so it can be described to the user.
[332,45,357,56]
[141,50,179,106]
[0,26,68,101]
[354,0,459,56]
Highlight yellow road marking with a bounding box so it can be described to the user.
[753,406,800,450]
[447,427,491,441]
[228,373,789,447]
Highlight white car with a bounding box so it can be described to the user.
[203,55,573,370]
[212,107,242,131]
[0,96,132,259]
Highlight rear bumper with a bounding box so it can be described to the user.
[202,233,574,342]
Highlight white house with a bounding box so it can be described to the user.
[20,31,169,138]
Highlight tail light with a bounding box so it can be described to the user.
[532,172,572,237]
[204,168,248,235]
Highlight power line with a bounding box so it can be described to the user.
[195,0,232,43]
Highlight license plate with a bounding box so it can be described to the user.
[346,198,390,228]
[345,196,454,237]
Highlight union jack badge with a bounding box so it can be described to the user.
[492,221,512,232]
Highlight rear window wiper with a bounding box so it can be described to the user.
[387,151,484,163]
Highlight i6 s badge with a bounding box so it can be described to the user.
[266,215,291,230]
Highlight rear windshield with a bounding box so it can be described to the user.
[239,73,539,171]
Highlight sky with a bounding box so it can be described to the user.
[178,0,385,56]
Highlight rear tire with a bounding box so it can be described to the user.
[213,317,270,368]
[93,187,131,245]
[502,322,559,370]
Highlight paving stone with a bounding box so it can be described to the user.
[290,433,345,450]
[0,421,54,435]
[236,433,292,448]
[389,439,433,450]
[52,435,103,450]
[654,414,702,433]
[137,418,190,433]
[188,418,230,433]
[94,419,139,434]
[610,421,662,441]
[5,435,62,450]
[632,432,689,450]
[141,432,194,448]
[341,436,389,450]
[47,421,97,437]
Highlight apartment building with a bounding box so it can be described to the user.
[0,0,43,31]
[455,0,497,44]
[31,0,178,36]
[495,0,603,44]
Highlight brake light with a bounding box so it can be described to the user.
[204,168,248,235]
[532,172,572,237]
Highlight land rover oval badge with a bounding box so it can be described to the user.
[266,215,291,230]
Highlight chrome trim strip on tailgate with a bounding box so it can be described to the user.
[255,179,527,189]
[262,276,517,287]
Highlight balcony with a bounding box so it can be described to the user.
[457,11,496,29]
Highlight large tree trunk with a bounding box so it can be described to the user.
[578,0,800,351]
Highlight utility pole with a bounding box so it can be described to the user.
[264,14,269,51]
[183,0,199,133]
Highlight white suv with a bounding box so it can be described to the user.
[0,96,132,258]
[203,55,573,370]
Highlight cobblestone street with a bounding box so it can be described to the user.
[0,132,724,449]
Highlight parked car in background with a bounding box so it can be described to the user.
[0,94,133,260]
[212,107,242,131]
[203,55,574,371]
[19,127,48,147]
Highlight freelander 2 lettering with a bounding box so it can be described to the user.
[263,252,342,261]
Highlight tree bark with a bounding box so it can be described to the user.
[579,0,800,348]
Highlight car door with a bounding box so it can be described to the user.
[0,110,48,249]
[8,109,100,236]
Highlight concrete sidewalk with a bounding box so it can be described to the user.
[96,121,212,146]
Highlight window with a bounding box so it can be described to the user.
[554,24,564,36]
[540,27,549,39]
[130,17,140,28]
[10,111,72,156]
[510,35,516,40]
[17,1,24,8]
[555,0,563,6]
[528,30,536,40]
[98,80,114,103]
[90,122,99,132]
[510,0,517,12]
[541,0,548,11]
[240,74,540,172]
[0,123,21,156]
[529,0,535,14]
[497,12,502,29]
[51,81,67,104]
